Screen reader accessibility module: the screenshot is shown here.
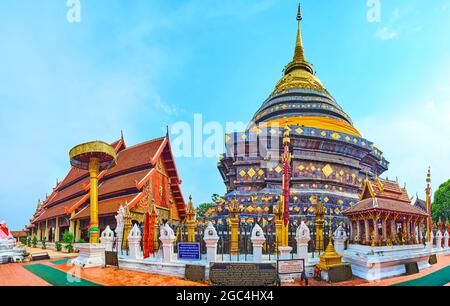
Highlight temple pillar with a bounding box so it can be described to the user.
[69,219,75,238]
[356,220,361,243]
[373,215,379,245]
[391,218,397,242]
[45,220,49,241]
[36,224,41,240]
[406,220,410,244]
[55,217,60,242]
[381,218,387,244]
[364,219,370,244]
[229,199,239,255]
[349,220,354,242]
[75,220,81,242]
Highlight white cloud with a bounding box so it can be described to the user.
[375,26,398,40]
[358,74,450,200]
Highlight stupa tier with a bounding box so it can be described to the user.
[215,5,388,226]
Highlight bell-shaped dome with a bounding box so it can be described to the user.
[250,5,361,137]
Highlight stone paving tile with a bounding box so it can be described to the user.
[0,263,50,286]
[51,262,207,286]
[287,255,450,287]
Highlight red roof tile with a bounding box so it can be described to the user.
[99,169,149,196]
[72,194,138,219]
[105,138,164,176]
[344,197,429,217]
[33,196,83,223]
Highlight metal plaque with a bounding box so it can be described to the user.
[429,254,438,265]
[277,259,305,275]
[209,263,277,286]
[105,251,119,268]
[185,264,206,283]
[178,243,201,260]
[327,264,353,283]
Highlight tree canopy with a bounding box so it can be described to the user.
[432,178,450,222]
[197,193,221,217]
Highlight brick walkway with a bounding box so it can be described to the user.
[0,263,50,286]
[1,252,449,286]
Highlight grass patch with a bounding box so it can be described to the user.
[50,258,71,265]
[393,266,450,286]
[24,264,101,286]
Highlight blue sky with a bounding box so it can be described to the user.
[1,0,450,230]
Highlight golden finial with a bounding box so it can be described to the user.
[297,3,302,21]
[427,166,431,184]
[293,3,305,62]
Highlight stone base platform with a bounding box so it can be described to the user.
[343,244,434,282]
[0,240,24,263]
[69,244,105,268]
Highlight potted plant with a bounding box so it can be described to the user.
[55,241,62,252]
[41,237,47,249]
[32,236,38,248]
[63,231,74,253]
[27,237,32,247]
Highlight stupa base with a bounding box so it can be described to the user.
[70,244,105,268]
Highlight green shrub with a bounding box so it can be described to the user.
[32,236,38,248]
[55,241,62,252]
[20,237,27,245]
[63,231,75,253]
[41,237,47,249]
[27,237,32,247]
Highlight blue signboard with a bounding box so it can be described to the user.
[178,243,201,260]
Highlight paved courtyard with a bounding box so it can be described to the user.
[1,248,449,286]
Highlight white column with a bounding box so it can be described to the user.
[128,224,143,260]
[295,221,310,263]
[203,222,219,263]
[251,224,266,262]
[435,231,443,250]
[159,224,176,263]
[443,231,449,250]
[100,226,114,252]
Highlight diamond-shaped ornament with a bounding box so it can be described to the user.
[322,164,333,177]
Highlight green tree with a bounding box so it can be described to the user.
[196,194,221,217]
[197,203,216,217]
[432,179,450,222]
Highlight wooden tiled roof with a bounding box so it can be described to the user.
[72,194,138,219]
[33,196,83,223]
[30,136,186,223]
[344,197,428,217]
[344,178,429,218]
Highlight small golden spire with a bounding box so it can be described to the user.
[427,166,431,184]
[293,3,305,62]
[284,3,314,75]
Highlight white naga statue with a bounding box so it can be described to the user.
[114,206,125,252]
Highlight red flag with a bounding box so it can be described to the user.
[143,212,150,258]
[148,210,157,254]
